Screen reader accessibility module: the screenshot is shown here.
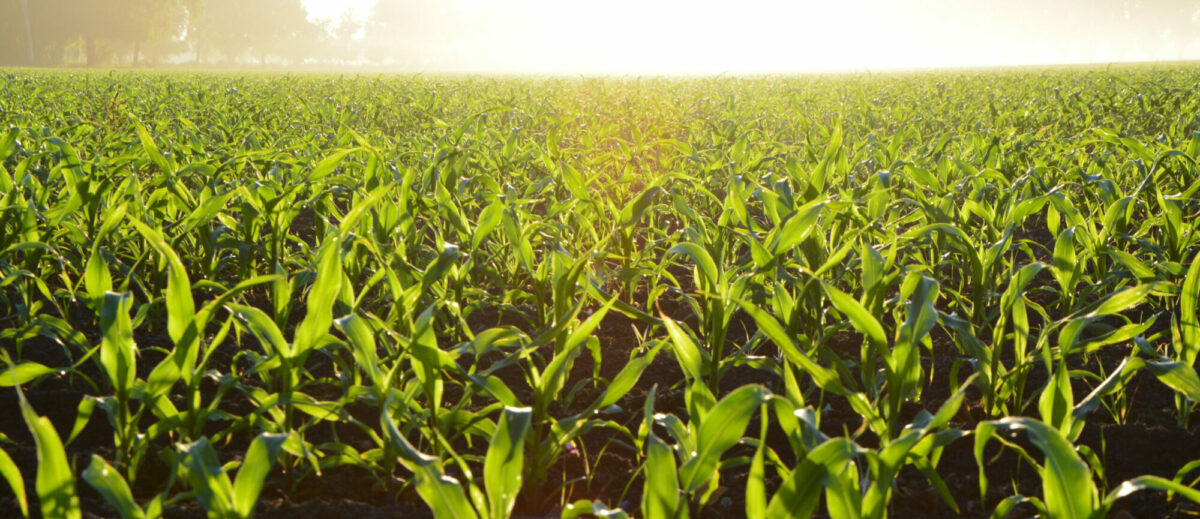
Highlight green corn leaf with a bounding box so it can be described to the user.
[813,237,856,277]
[989,495,1030,519]
[0,127,17,162]
[643,433,684,519]
[130,221,195,346]
[979,417,1098,519]
[382,404,479,519]
[18,388,81,519]
[772,199,825,254]
[585,279,661,325]
[746,412,769,519]
[84,248,113,307]
[228,304,292,358]
[0,447,27,519]
[678,385,770,492]
[410,307,447,411]
[233,433,289,518]
[538,300,613,402]
[1181,251,1200,365]
[180,190,237,234]
[1108,249,1156,283]
[619,186,662,226]
[929,373,978,429]
[594,345,660,410]
[66,396,97,445]
[669,242,719,292]
[146,276,281,397]
[471,199,505,250]
[1143,357,1200,402]
[335,313,384,388]
[1084,283,1157,319]
[1073,358,1139,420]
[95,201,129,243]
[294,237,344,357]
[562,297,613,356]
[1051,227,1078,290]
[1102,476,1200,513]
[662,316,704,382]
[308,148,361,182]
[737,300,846,395]
[1039,361,1075,436]
[337,183,392,240]
[823,282,887,354]
[178,438,235,518]
[484,407,531,519]
[82,455,144,519]
[564,500,629,519]
[130,116,172,174]
[468,374,520,407]
[767,437,858,518]
[898,275,939,346]
[0,362,57,387]
[98,292,136,401]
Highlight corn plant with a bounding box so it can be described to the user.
[382,404,532,519]
[639,384,772,516]
[176,433,289,519]
[752,375,974,519]
[976,417,1200,519]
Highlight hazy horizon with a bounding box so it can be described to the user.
[302,0,1200,74]
[4,0,1200,74]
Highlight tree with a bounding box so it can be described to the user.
[187,0,322,66]
[124,0,186,65]
[247,0,325,65]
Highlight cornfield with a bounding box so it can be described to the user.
[3,66,1200,518]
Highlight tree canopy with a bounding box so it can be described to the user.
[0,0,327,66]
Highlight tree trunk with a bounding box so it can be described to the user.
[133,40,140,67]
[86,36,97,67]
[19,0,34,65]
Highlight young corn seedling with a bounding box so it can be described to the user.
[129,221,279,443]
[514,296,661,507]
[382,404,533,519]
[976,417,1200,519]
[638,384,772,516]
[176,433,288,519]
[224,186,388,436]
[93,291,143,468]
[84,230,160,475]
[667,240,748,390]
[823,272,940,437]
[752,374,974,519]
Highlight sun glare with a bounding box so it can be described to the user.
[297,0,1200,73]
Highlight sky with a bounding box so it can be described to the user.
[300,0,377,25]
[298,0,1200,74]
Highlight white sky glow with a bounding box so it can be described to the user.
[300,0,1200,73]
[300,0,377,24]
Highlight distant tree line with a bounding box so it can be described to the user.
[0,0,353,67]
